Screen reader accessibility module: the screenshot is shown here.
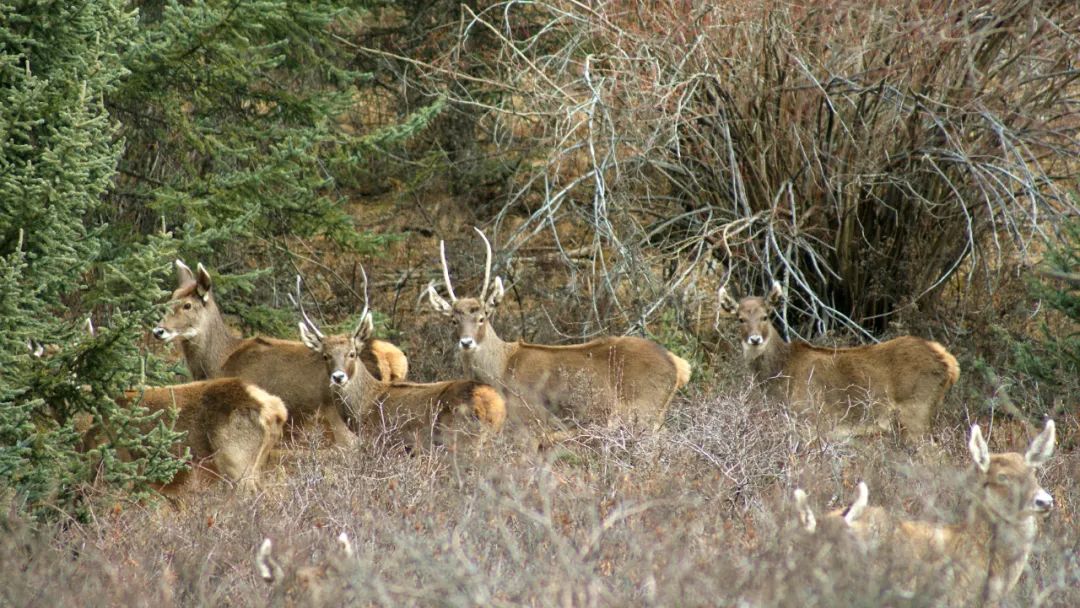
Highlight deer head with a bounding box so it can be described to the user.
[717,281,784,353]
[153,259,217,342]
[294,274,374,387]
[426,227,505,353]
[969,420,1055,520]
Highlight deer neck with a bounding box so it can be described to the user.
[460,325,516,387]
[178,311,241,380]
[336,365,387,422]
[746,325,792,383]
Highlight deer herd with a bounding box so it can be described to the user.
[42,228,1058,605]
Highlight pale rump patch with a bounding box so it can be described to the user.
[370,339,409,382]
[669,353,692,389]
[927,341,960,386]
[246,384,289,428]
[472,385,507,430]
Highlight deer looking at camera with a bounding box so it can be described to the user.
[426,229,692,431]
[153,260,407,446]
[799,421,1056,607]
[295,275,505,453]
[717,282,958,440]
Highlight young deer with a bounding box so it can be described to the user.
[118,379,287,494]
[426,229,692,431]
[296,276,505,453]
[717,282,959,440]
[805,422,1056,606]
[153,260,407,446]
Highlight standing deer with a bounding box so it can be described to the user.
[153,260,407,446]
[296,275,505,453]
[717,282,959,440]
[29,334,286,493]
[118,379,287,494]
[807,421,1056,607]
[425,229,692,431]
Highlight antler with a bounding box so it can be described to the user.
[356,264,371,333]
[473,227,493,302]
[290,275,325,339]
[438,239,457,302]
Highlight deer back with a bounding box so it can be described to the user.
[505,336,681,427]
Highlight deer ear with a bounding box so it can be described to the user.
[793,489,816,533]
[353,312,374,342]
[195,263,213,301]
[844,482,869,525]
[426,282,452,316]
[1025,419,1056,467]
[175,259,195,286]
[336,531,354,558]
[968,425,991,473]
[717,287,739,316]
[298,323,322,351]
[256,538,281,584]
[485,276,505,310]
[766,281,784,307]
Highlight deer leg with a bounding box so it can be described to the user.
[322,404,358,448]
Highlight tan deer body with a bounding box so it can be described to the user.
[296,278,505,453]
[118,378,287,493]
[154,261,407,446]
[718,283,958,440]
[427,229,691,431]
[798,422,1055,606]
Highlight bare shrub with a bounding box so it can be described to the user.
[407,0,1080,337]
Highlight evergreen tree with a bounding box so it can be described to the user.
[1,0,185,520]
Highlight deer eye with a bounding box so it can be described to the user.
[183,303,193,310]
[478,316,485,324]
[348,351,356,359]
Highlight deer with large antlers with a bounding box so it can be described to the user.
[718,282,958,440]
[798,421,1056,606]
[426,229,692,431]
[295,273,505,453]
[153,260,407,446]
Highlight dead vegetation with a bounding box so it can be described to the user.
[3,373,1076,606]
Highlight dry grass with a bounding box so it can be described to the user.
[4,360,1076,607]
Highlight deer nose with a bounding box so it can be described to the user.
[747,334,764,346]
[152,327,167,340]
[330,371,348,385]
[459,337,477,351]
[1033,489,1053,511]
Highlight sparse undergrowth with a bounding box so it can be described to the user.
[2,383,1076,607]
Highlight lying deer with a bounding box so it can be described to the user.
[257,532,357,606]
[717,282,959,440]
[426,229,692,431]
[296,275,505,453]
[119,379,287,494]
[796,421,1056,606]
[793,481,869,535]
[153,260,407,446]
